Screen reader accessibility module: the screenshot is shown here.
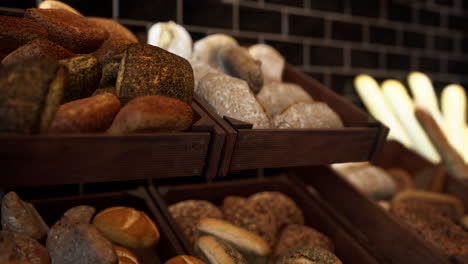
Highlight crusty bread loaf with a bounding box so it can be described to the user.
[39,0,82,15]
[256,82,313,117]
[277,247,342,264]
[0,231,51,264]
[2,38,75,66]
[116,44,194,104]
[248,44,285,83]
[196,218,271,264]
[0,16,48,60]
[195,235,247,264]
[92,206,160,248]
[1,192,49,242]
[114,245,139,264]
[273,102,344,129]
[192,34,238,68]
[99,55,122,88]
[0,57,66,134]
[24,8,108,53]
[164,255,207,264]
[169,200,223,243]
[49,93,121,133]
[108,95,193,133]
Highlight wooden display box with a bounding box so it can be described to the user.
[30,187,186,264]
[0,103,225,186]
[292,166,454,264]
[196,64,388,176]
[149,176,380,264]
[375,140,468,208]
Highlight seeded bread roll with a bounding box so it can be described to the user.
[196,218,271,264]
[38,0,82,15]
[114,245,139,264]
[277,247,342,264]
[391,200,468,260]
[0,231,50,264]
[1,192,49,242]
[248,192,304,229]
[116,44,194,104]
[169,200,223,243]
[195,235,247,264]
[273,102,344,129]
[248,44,285,83]
[59,55,101,102]
[0,58,66,134]
[192,34,238,68]
[222,196,278,247]
[164,255,207,264]
[49,93,121,133]
[273,225,334,262]
[2,38,75,66]
[256,82,313,117]
[24,8,108,53]
[108,95,193,133]
[386,168,414,191]
[92,206,160,248]
[0,16,48,60]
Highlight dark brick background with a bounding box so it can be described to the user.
[1,0,467,105]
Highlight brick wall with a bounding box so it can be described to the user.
[1,0,467,106]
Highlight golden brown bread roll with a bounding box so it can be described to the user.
[195,235,247,264]
[0,231,51,264]
[108,95,193,133]
[2,38,75,66]
[49,93,121,133]
[24,8,108,53]
[277,247,342,264]
[164,255,207,264]
[92,206,160,248]
[114,245,139,264]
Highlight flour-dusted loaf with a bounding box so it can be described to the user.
[0,16,48,60]
[116,44,194,104]
[192,34,238,68]
[248,44,285,83]
[148,21,192,59]
[49,93,121,133]
[1,192,49,242]
[256,82,313,117]
[273,102,344,129]
[59,55,102,102]
[197,71,271,128]
[0,58,67,133]
[191,61,219,90]
[0,231,51,264]
[24,8,108,53]
[108,95,193,133]
[2,38,75,66]
[277,247,342,264]
[218,45,263,94]
[38,0,82,15]
[195,235,247,264]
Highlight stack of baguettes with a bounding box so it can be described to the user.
[0,0,196,135]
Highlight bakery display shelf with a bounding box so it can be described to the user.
[149,175,380,264]
[195,64,389,177]
[29,187,186,264]
[375,140,468,208]
[292,166,453,264]
[0,102,224,187]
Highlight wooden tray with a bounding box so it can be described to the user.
[149,176,380,264]
[0,102,224,186]
[375,140,468,208]
[29,187,186,263]
[292,166,453,264]
[195,64,388,176]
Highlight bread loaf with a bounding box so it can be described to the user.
[248,44,285,83]
[108,95,193,133]
[191,61,218,89]
[99,55,122,88]
[114,245,139,264]
[116,44,194,104]
[195,235,247,264]
[49,93,121,133]
[169,200,223,243]
[192,34,238,68]
[38,0,81,15]
[277,247,342,264]
[0,16,48,60]
[89,17,138,43]
[1,192,49,242]
[196,218,271,264]
[92,206,160,248]
[0,231,51,264]
[2,38,75,66]
[148,21,192,59]
[273,102,344,129]
[256,82,313,117]
[164,255,207,264]
[0,58,66,133]
[24,8,108,53]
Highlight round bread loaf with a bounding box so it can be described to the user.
[114,245,139,264]
[273,102,344,129]
[169,200,223,243]
[248,192,304,229]
[222,196,278,247]
[24,8,108,53]
[164,255,207,264]
[108,95,194,133]
[192,34,238,68]
[92,206,160,248]
[0,16,48,60]
[277,247,342,264]
[256,82,313,117]
[148,21,192,59]
[0,231,50,264]
[248,44,285,83]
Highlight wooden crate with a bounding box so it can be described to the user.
[292,166,454,264]
[196,64,388,176]
[29,187,186,264]
[0,102,224,186]
[149,176,380,264]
